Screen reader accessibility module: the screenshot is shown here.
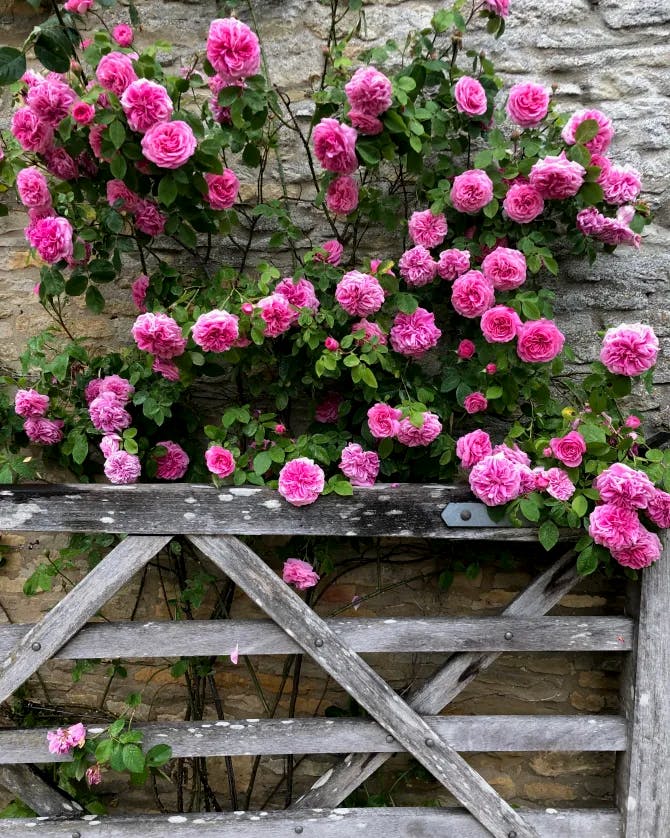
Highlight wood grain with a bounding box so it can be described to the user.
[0,765,82,816]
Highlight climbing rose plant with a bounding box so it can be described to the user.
[0,0,666,578]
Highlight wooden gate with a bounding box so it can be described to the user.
[0,484,667,837]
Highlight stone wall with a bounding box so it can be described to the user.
[0,0,668,815]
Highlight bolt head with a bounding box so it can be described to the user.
[504,631,513,641]
[424,737,435,748]
[294,827,304,835]
[31,642,42,652]
[71,832,82,838]
[314,638,324,648]
[460,509,472,521]
[385,734,395,743]
[508,831,518,838]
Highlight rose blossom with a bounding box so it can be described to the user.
[64,0,92,10]
[600,164,642,205]
[11,107,53,153]
[506,82,550,127]
[503,182,544,224]
[121,80,173,133]
[44,147,78,181]
[451,270,495,319]
[132,275,149,313]
[315,239,343,265]
[313,118,358,174]
[134,200,167,237]
[324,336,339,351]
[47,728,75,756]
[464,392,488,414]
[132,312,187,358]
[646,489,670,528]
[107,179,140,213]
[204,169,239,210]
[561,108,614,155]
[486,363,497,374]
[481,247,527,291]
[89,393,132,434]
[367,403,402,438]
[407,210,448,249]
[27,216,73,264]
[153,356,182,380]
[206,18,261,79]
[315,392,342,423]
[278,457,325,506]
[344,66,392,115]
[16,167,51,209]
[205,445,236,478]
[390,308,441,357]
[577,206,641,248]
[26,78,76,127]
[542,467,575,501]
[112,24,134,46]
[457,339,476,360]
[399,246,438,287]
[100,434,121,459]
[594,462,655,509]
[192,310,239,352]
[275,278,320,320]
[437,248,470,280]
[15,389,49,418]
[454,76,487,116]
[339,443,380,486]
[24,417,64,445]
[480,305,521,343]
[86,765,103,786]
[483,0,509,16]
[352,319,387,346]
[469,454,521,506]
[611,526,663,570]
[97,375,134,402]
[326,175,359,215]
[600,323,658,376]
[155,440,189,480]
[529,151,585,199]
[589,504,640,550]
[282,558,320,590]
[516,319,565,363]
[493,443,531,466]
[450,169,494,214]
[348,110,383,135]
[550,431,587,468]
[396,412,442,447]
[257,294,294,337]
[104,450,141,484]
[71,101,95,125]
[141,121,197,169]
[335,271,385,316]
[456,429,492,469]
[96,52,137,96]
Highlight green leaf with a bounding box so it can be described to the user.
[242,143,261,167]
[109,120,126,150]
[253,451,272,475]
[378,437,394,459]
[72,434,89,465]
[65,274,87,296]
[580,423,607,444]
[85,285,105,313]
[108,719,125,738]
[396,76,416,92]
[576,546,599,576]
[485,386,503,400]
[0,47,26,85]
[574,118,600,143]
[394,292,419,314]
[158,175,178,206]
[110,154,127,179]
[519,498,540,522]
[122,744,146,774]
[145,744,172,768]
[94,738,113,764]
[521,300,542,320]
[538,520,559,552]
[571,494,588,517]
[360,367,377,388]
[483,198,499,219]
[34,33,71,73]
[333,480,353,496]
[579,181,604,205]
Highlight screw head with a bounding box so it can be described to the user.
[71,832,81,838]
[314,638,324,648]
[294,827,304,834]
[508,831,518,838]
[385,734,395,743]
[31,642,42,652]
[460,509,472,521]
[504,631,514,641]
[424,737,435,748]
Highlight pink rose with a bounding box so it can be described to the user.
[450,170,494,214]
[315,392,342,423]
[152,356,180,381]
[451,270,495,319]
[86,764,102,786]
[257,293,294,337]
[457,339,476,360]
[275,277,320,317]
[600,323,658,376]
[351,319,387,346]
[121,80,173,133]
[454,76,487,116]
[324,336,339,351]
[313,118,358,174]
[315,239,343,265]
[486,363,497,375]
[399,245,438,287]
[469,454,522,506]
[611,526,663,570]
[282,558,320,590]
[132,274,149,313]
[97,375,134,403]
[464,392,488,414]
[24,417,64,445]
[396,412,442,447]
[506,82,550,127]
[15,389,50,418]
[339,442,380,486]
[335,271,385,316]
[529,151,585,199]
[205,445,236,478]
[348,111,383,135]
[134,200,167,237]
[345,66,392,116]
[561,109,614,155]
[27,216,73,264]
[71,101,95,125]
[67,723,87,749]
[588,504,640,550]
[112,24,134,47]
[11,107,53,153]
[594,462,655,509]
[107,180,141,213]
[206,18,261,79]
[155,440,189,480]
[89,393,132,434]
[390,308,441,357]
[64,0,92,11]
[646,489,670,529]
[516,319,565,363]
[481,247,526,291]
[100,434,121,459]
[550,431,587,468]
[492,443,531,467]
[104,450,141,484]
[480,305,521,343]
[502,182,544,223]
[26,78,76,127]
[326,175,359,215]
[456,429,492,469]
[600,164,642,205]
[367,403,402,438]
[96,52,137,96]
[141,121,197,169]
[545,467,576,501]
[192,310,239,352]
[278,457,325,506]
[44,147,78,181]
[132,312,187,358]
[205,169,240,210]
[437,248,470,280]
[483,0,509,16]
[16,167,51,209]
[577,207,640,249]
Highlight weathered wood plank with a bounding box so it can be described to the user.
[0,715,627,764]
[0,807,622,837]
[0,765,82,817]
[0,616,633,660]
[191,535,540,838]
[621,534,670,838]
[0,536,170,704]
[0,483,545,539]
[296,550,581,809]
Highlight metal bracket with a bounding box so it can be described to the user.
[441,502,511,528]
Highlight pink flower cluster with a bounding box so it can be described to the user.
[450,169,494,214]
[26,216,73,264]
[155,440,189,480]
[454,76,487,117]
[390,308,441,357]
[506,82,550,127]
[96,52,138,96]
[408,210,448,249]
[15,388,64,445]
[46,722,86,756]
[192,310,240,352]
[313,118,358,174]
[207,18,261,80]
[600,323,658,377]
[367,404,442,447]
[107,179,167,237]
[529,152,585,199]
[399,246,438,287]
[336,271,385,316]
[205,169,240,210]
[121,80,173,133]
[339,443,380,486]
[561,109,614,155]
[345,66,392,135]
[278,457,325,506]
[326,175,359,215]
[205,445,236,478]
[282,558,320,590]
[576,206,641,249]
[141,120,197,169]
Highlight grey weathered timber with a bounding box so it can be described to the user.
[0,714,627,764]
[0,536,170,704]
[190,535,540,838]
[620,534,670,838]
[0,483,543,539]
[0,765,82,817]
[296,549,580,809]
[0,807,622,837]
[0,615,634,659]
